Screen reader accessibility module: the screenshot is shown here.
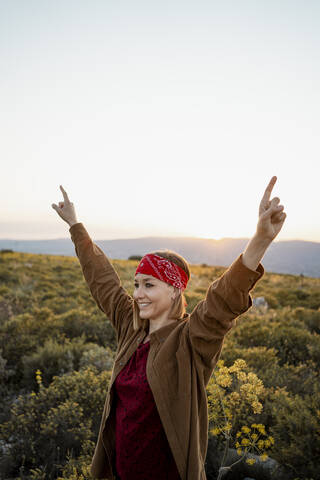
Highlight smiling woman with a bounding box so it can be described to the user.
[51,178,285,479]
[132,250,190,334]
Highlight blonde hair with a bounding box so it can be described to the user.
[132,249,190,331]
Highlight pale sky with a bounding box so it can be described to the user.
[1,0,319,241]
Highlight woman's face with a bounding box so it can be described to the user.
[133,274,175,321]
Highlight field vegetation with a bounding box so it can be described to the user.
[0,250,319,479]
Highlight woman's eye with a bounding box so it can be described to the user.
[146,283,153,287]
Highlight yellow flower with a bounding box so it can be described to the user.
[217,373,232,387]
[258,439,265,449]
[268,436,275,445]
[251,400,263,414]
[242,426,251,434]
[246,458,256,465]
[260,453,268,462]
[223,422,232,432]
[256,424,266,435]
[236,431,242,438]
[211,427,220,436]
[229,392,240,405]
[251,433,258,441]
[229,359,247,372]
[237,448,242,456]
[241,438,250,446]
[237,371,247,382]
[235,441,240,448]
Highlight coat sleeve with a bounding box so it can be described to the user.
[69,223,133,336]
[188,254,264,378]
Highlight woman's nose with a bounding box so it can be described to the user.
[133,286,143,299]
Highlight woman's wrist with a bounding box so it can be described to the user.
[242,233,271,271]
[68,220,79,228]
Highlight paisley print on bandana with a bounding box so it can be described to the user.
[135,254,188,290]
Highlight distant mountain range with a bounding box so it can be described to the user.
[1,235,319,278]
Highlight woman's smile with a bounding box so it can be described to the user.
[133,273,175,322]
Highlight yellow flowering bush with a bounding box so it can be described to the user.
[207,359,274,478]
[207,359,264,437]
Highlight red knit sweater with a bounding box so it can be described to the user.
[113,339,181,480]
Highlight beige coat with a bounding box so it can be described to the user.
[69,223,264,479]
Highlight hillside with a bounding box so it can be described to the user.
[0,250,319,479]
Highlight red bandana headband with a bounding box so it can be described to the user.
[135,254,188,290]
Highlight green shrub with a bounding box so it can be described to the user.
[57,308,115,347]
[79,344,115,373]
[0,366,110,479]
[290,307,320,334]
[21,337,98,388]
[231,315,320,366]
[262,386,320,479]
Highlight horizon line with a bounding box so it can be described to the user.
[0,235,319,244]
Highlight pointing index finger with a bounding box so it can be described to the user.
[60,185,70,203]
[262,176,277,203]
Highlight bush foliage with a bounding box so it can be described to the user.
[0,250,319,479]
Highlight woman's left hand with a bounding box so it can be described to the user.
[256,176,287,242]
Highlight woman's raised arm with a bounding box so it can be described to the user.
[51,186,133,338]
[187,176,286,383]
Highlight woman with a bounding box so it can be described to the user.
[52,177,286,480]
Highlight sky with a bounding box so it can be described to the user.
[1,0,319,242]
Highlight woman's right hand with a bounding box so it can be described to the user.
[51,185,78,226]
